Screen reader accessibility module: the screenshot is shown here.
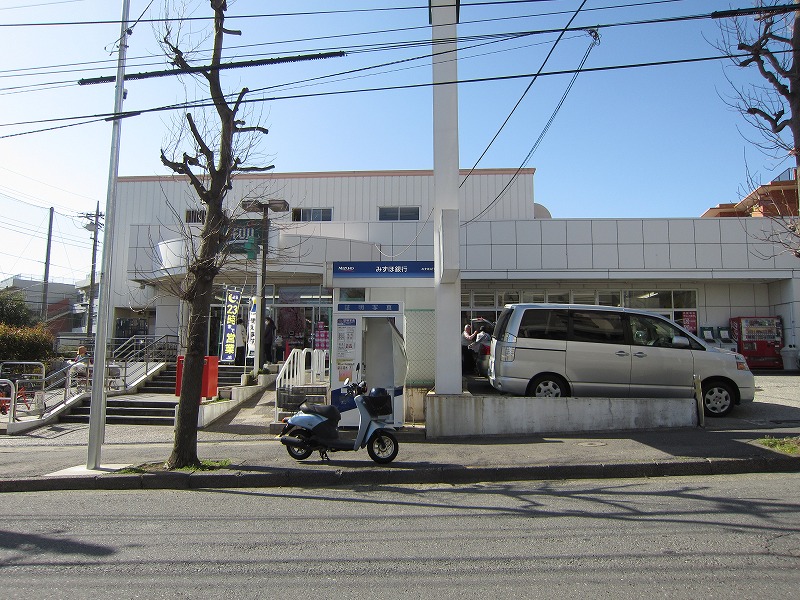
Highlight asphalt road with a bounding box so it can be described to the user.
[2,472,799,599]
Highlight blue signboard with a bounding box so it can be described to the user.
[333,261,434,278]
[337,303,401,312]
[221,287,242,362]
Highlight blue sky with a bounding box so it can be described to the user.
[0,0,784,283]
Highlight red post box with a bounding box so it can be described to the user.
[176,356,219,400]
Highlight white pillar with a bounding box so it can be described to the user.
[431,0,462,394]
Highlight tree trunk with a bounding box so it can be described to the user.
[166,208,226,469]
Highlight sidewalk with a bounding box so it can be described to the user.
[0,374,798,492]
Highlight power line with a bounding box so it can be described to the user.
[461,0,591,186]
[0,3,772,137]
[0,0,687,81]
[0,1,565,27]
[465,31,601,225]
[0,0,89,10]
[0,51,750,141]
[78,51,347,85]
[0,2,756,127]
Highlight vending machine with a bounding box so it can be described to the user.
[331,302,408,427]
[729,316,784,369]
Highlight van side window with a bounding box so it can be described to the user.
[570,311,625,344]
[629,314,699,349]
[518,309,568,340]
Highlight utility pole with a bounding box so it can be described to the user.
[87,0,130,471]
[81,202,103,338]
[40,207,54,321]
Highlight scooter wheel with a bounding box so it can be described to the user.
[367,430,398,464]
[285,430,314,461]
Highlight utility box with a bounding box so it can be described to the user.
[175,356,219,400]
[331,302,408,427]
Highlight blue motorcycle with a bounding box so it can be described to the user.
[279,379,399,464]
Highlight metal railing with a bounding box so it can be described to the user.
[2,335,179,433]
[275,348,329,390]
[0,362,47,424]
[273,348,330,423]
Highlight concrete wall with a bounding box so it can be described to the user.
[424,394,699,438]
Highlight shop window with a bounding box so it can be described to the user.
[473,292,495,307]
[598,291,621,307]
[379,206,420,221]
[571,292,596,305]
[625,290,672,309]
[521,291,545,303]
[673,290,697,308]
[340,288,365,302]
[498,291,520,305]
[547,291,570,304]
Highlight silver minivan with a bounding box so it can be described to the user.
[488,304,755,416]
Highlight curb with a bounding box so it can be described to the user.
[1,455,798,493]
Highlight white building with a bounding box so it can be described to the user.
[115,168,800,385]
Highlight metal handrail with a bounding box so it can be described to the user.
[112,334,178,363]
[0,362,46,423]
[275,348,330,390]
[273,348,330,424]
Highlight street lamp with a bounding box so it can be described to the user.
[241,198,289,370]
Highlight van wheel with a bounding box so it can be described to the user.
[702,381,735,417]
[527,375,569,398]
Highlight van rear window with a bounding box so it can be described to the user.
[494,308,513,340]
[518,309,568,340]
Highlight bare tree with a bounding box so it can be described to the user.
[159,0,273,468]
[717,0,800,256]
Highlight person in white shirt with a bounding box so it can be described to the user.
[235,318,246,366]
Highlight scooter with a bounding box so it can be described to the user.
[279,378,399,464]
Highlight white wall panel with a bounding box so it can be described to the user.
[517,245,542,270]
[669,244,697,269]
[643,220,669,243]
[542,245,568,269]
[695,243,722,268]
[644,243,671,268]
[567,220,591,243]
[668,220,695,243]
[541,220,567,244]
[492,245,517,270]
[490,221,516,246]
[567,244,593,269]
[694,219,721,243]
[721,243,749,268]
[618,245,645,269]
[466,245,492,270]
[516,220,542,244]
[618,220,644,244]
[591,220,618,244]
[592,244,619,268]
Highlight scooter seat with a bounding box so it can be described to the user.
[300,402,340,423]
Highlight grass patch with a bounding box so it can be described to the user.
[176,459,231,472]
[116,459,232,474]
[758,436,800,455]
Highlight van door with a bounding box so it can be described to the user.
[566,310,631,397]
[627,313,695,397]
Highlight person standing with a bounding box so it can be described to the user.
[462,324,476,374]
[263,316,276,365]
[470,325,491,375]
[234,318,246,366]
